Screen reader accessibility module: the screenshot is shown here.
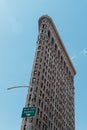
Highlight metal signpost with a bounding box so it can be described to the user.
[21,106,37,118]
[7,86,36,130]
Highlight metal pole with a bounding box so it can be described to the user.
[7,86,29,90]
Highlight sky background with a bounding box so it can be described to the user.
[0,0,87,130]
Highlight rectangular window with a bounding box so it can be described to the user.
[24,125,26,130]
[37,51,40,56]
[34,63,38,69]
[36,118,38,126]
[32,78,36,83]
[38,46,41,49]
[36,57,39,62]
[34,71,37,75]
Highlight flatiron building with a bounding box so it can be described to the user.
[21,15,76,130]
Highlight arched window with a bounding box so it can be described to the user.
[64,61,66,68]
[55,44,57,50]
[48,30,51,38]
[42,24,45,29]
[61,56,63,63]
[69,71,71,78]
[58,50,60,58]
[66,66,68,73]
[51,37,54,44]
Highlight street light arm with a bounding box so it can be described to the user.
[7,86,29,90]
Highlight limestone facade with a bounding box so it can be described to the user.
[21,15,76,130]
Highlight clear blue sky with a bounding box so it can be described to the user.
[0,0,87,130]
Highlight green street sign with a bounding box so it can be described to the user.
[21,106,37,118]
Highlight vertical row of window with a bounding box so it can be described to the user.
[32,39,44,84]
[35,118,59,130]
[36,118,47,130]
[47,29,73,83]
